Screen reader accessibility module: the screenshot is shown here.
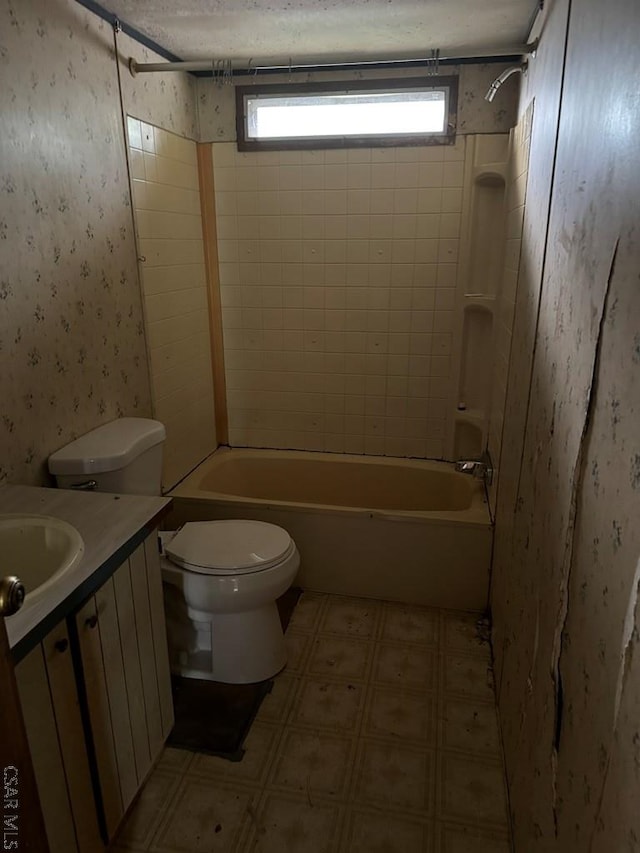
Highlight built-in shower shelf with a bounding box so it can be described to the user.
[454,407,485,426]
[473,165,507,186]
[453,417,485,459]
[447,133,508,461]
[463,294,496,310]
[457,302,493,425]
[453,407,486,458]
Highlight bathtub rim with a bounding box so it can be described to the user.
[168,447,492,530]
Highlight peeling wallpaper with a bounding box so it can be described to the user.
[491,0,570,694]
[0,0,199,487]
[197,63,519,142]
[490,0,640,849]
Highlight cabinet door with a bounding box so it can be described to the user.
[15,645,78,853]
[129,544,163,759]
[144,533,174,739]
[76,529,174,842]
[17,623,105,853]
[42,622,103,853]
[113,557,152,784]
[78,577,138,819]
[76,594,125,839]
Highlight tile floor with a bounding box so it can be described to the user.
[111,593,511,853]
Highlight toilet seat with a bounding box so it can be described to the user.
[165,519,294,575]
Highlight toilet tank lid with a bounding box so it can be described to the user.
[48,418,166,476]
[166,520,293,573]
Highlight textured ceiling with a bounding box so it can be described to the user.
[100,0,536,64]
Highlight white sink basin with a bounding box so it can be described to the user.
[0,514,85,606]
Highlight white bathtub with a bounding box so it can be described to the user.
[168,448,493,610]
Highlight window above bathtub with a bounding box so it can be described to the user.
[235,77,458,151]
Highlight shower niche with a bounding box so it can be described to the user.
[451,135,508,460]
[456,301,494,454]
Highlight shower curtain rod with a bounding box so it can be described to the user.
[128,42,537,77]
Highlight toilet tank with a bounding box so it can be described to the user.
[48,418,166,496]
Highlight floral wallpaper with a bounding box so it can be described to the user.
[116,30,199,140]
[0,0,151,485]
[490,0,640,849]
[197,62,518,142]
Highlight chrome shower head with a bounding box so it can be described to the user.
[485,64,526,102]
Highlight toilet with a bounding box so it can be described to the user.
[48,417,300,684]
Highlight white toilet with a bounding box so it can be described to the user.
[48,417,300,684]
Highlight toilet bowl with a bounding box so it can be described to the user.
[161,519,300,684]
[48,418,300,686]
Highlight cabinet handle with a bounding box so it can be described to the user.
[85,614,98,629]
[54,638,69,653]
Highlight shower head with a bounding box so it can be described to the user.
[485,64,526,102]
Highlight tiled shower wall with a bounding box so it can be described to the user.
[213,140,467,458]
[128,120,216,490]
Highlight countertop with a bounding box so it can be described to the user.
[0,484,171,657]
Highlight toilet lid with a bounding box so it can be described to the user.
[165,520,294,575]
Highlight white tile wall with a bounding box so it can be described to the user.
[128,118,216,489]
[213,140,467,458]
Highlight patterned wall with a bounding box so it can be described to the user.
[116,30,199,141]
[490,0,640,849]
[0,0,151,486]
[0,0,200,488]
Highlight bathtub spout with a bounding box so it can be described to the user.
[455,451,493,485]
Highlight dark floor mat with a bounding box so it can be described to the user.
[167,586,303,761]
[167,676,273,761]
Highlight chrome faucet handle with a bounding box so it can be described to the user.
[70,480,97,491]
[478,450,494,485]
[455,452,494,485]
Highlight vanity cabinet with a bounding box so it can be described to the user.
[14,529,173,853]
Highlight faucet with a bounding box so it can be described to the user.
[455,450,493,485]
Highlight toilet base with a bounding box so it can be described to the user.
[168,601,288,684]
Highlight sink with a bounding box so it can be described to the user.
[0,514,85,606]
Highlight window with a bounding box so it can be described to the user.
[236,77,458,151]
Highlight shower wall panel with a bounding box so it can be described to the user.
[212,140,466,458]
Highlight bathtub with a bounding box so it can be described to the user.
[167,448,493,610]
